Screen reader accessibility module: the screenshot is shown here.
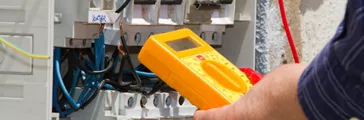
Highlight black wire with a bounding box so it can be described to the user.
[105,79,130,92]
[115,0,131,13]
[116,56,134,86]
[73,50,114,75]
[120,35,143,89]
[146,81,166,96]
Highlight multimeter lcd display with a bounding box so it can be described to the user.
[166,38,199,52]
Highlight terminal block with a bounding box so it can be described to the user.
[124,0,160,25]
[54,0,100,48]
[68,90,196,120]
[158,0,185,25]
[184,0,235,25]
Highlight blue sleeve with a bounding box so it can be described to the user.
[297,0,364,119]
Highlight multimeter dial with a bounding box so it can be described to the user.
[181,51,252,102]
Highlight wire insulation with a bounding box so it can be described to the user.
[115,0,131,13]
[0,36,50,59]
[278,0,300,63]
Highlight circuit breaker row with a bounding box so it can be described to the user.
[54,0,236,48]
[89,0,236,25]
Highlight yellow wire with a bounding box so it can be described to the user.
[0,36,50,60]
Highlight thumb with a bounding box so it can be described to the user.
[193,105,237,120]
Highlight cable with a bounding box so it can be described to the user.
[0,36,50,59]
[54,48,81,109]
[79,84,102,109]
[105,79,130,92]
[145,81,166,96]
[124,70,157,77]
[115,0,131,13]
[74,52,114,75]
[278,0,300,63]
[120,35,142,89]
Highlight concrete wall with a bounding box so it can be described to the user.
[255,0,346,74]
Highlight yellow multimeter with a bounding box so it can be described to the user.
[138,28,253,110]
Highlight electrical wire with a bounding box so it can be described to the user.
[115,0,131,13]
[54,48,81,109]
[145,81,166,96]
[0,36,50,59]
[74,52,114,75]
[278,0,300,63]
[120,35,142,89]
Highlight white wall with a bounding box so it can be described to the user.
[300,0,346,62]
[256,0,346,73]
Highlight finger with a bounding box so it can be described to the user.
[193,105,234,120]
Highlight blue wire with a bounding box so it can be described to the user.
[80,86,97,104]
[124,70,157,77]
[53,34,109,117]
[99,34,105,70]
[70,68,80,97]
[103,84,114,90]
[112,53,119,71]
[130,64,158,77]
[52,55,64,116]
[54,47,81,109]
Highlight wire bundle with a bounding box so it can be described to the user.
[52,0,164,117]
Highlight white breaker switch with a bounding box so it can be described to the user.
[184,0,236,25]
[158,0,186,25]
[124,0,161,25]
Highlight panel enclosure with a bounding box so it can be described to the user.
[0,0,54,120]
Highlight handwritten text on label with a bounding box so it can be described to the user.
[92,14,107,22]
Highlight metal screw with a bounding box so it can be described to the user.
[82,40,87,46]
[140,96,148,108]
[200,32,206,40]
[212,32,218,41]
[165,96,172,106]
[135,33,141,44]
[69,39,73,46]
[127,97,134,107]
[153,95,160,107]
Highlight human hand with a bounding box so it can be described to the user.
[193,64,308,120]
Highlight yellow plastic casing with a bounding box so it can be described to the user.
[138,28,253,110]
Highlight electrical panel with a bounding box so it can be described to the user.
[0,0,257,120]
